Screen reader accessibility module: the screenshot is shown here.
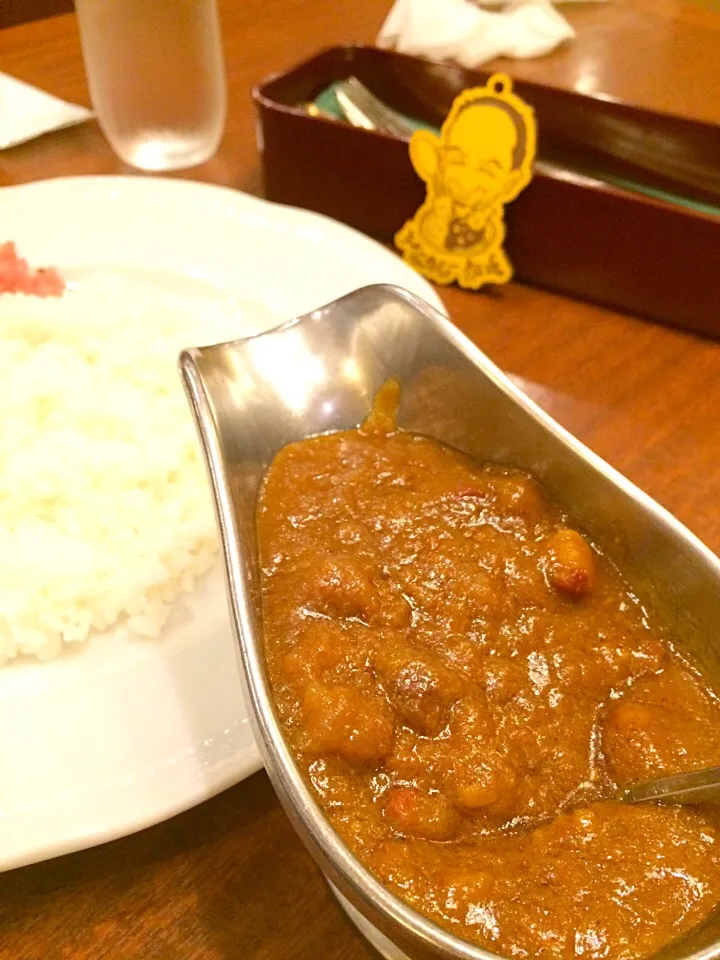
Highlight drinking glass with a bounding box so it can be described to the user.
[75,0,227,171]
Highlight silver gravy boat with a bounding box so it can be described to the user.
[180,284,720,960]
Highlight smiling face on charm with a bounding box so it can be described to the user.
[438,105,519,212]
[410,101,526,216]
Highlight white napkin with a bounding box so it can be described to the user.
[377,0,575,68]
[0,72,92,150]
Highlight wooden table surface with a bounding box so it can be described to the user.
[1,2,719,958]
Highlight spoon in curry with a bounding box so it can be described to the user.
[622,765,720,805]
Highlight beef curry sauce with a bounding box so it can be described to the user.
[258,388,720,960]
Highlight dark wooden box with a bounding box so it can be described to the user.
[254,45,720,338]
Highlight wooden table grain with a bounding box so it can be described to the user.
[1,2,719,958]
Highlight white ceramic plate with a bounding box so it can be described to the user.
[0,176,443,871]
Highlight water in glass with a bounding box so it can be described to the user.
[75,0,227,171]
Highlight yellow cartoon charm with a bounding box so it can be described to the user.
[395,73,536,290]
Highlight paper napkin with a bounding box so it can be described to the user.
[1,72,92,150]
[378,0,576,68]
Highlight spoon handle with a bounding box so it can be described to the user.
[622,766,720,805]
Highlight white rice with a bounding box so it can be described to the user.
[0,289,224,665]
